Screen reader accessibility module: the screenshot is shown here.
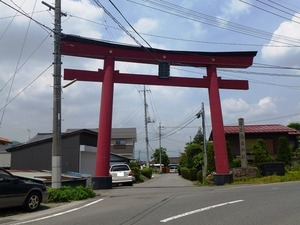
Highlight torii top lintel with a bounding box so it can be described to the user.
[61,34,257,68]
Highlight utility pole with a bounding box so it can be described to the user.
[196,103,207,182]
[52,0,62,189]
[201,103,207,181]
[159,122,162,173]
[42,0,64,188]
[139,86,152,167]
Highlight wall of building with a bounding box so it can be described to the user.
[11,141,52,170]
[111,138,135,159]
[0,152,11,168]
[62,135,81,172]
[226,132,291,157]
[0,143,7,152]
[10,135,81,172]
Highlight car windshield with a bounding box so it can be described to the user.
[110,165,130,171]
[0,169,14,180]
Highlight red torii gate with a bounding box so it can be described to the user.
[61,34,257,189]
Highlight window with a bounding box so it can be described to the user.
[110,165,130,171]
[116,140,125,145]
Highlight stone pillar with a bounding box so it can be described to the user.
[239,118,248,168]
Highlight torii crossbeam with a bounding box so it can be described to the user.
[61,34,257,189]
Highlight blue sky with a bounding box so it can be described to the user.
[1,0,300,160]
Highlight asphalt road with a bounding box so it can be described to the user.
[1,173,300,225]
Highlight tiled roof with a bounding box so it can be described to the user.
[224,124,300,135]
[0,137,11,143]
[66,128,137,140]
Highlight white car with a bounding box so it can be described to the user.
[109,164,134,186]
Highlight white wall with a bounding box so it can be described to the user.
[0,152,11,167]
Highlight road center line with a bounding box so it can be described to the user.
[160,199,244,223]
[11,197,107,225]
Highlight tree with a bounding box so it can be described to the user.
[252,139,274,167]
[287,122,300,130]
[277,136,292,166]
[191,127,204,145]
[226,141,233,168]
[151,147,170,166]
[184,142,202,169]
[206,141,215,173]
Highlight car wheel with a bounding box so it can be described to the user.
[126,182,133,186]
[24,191,41,211]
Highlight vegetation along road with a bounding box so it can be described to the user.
[1,173,300,225]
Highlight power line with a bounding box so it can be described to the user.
[67,13,299,48]
[0,0,53,33]
[240,0,300,24]
[0,0,38,127]
[93,0,145,48]
[108,0,152,48]
[0,64,53,113]
[128,0,300,46]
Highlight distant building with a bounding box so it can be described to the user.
[209,124,300,159]
[0,137,12,168]
[7,128,136,176]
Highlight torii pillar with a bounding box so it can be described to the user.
[94,57,115,189]
[61,34,257,189]
[207,65,231,183]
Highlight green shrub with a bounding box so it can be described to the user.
[129,162,140,169]
[290,162,300,171]
[231,158,241,168]
[130,166,144,183]
[48,186,96,203]
[197,170,203,182]
[180,167,190,180]
[277,137,292,166]
[178,166,181,175]
[128,162,144,183]
[190,168,198,181]
[141,168,153,179]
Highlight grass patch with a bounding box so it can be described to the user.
[233,171,300,184]
[48,186,96,203]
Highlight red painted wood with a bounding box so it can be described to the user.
[64,69,248,90]
[61,35,257,68]
[61,34,256,181]
[207,65,229,174]
[94,57,114,177]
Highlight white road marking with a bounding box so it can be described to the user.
[11,198,106,225]
[160,199,244,223]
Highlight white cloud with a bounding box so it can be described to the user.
[134,18,159,33]
[222,97,277,124]
[261,13,300,66]
[116,17,160,47]
[1,0,299,156]
[62,0,103,38]
[220,0,251,20]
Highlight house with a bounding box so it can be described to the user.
[209,124,300,158]
[7,128,136,176]
[0,137,12,168]
[66,128,137,159]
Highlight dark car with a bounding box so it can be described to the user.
[0,167,49,211]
